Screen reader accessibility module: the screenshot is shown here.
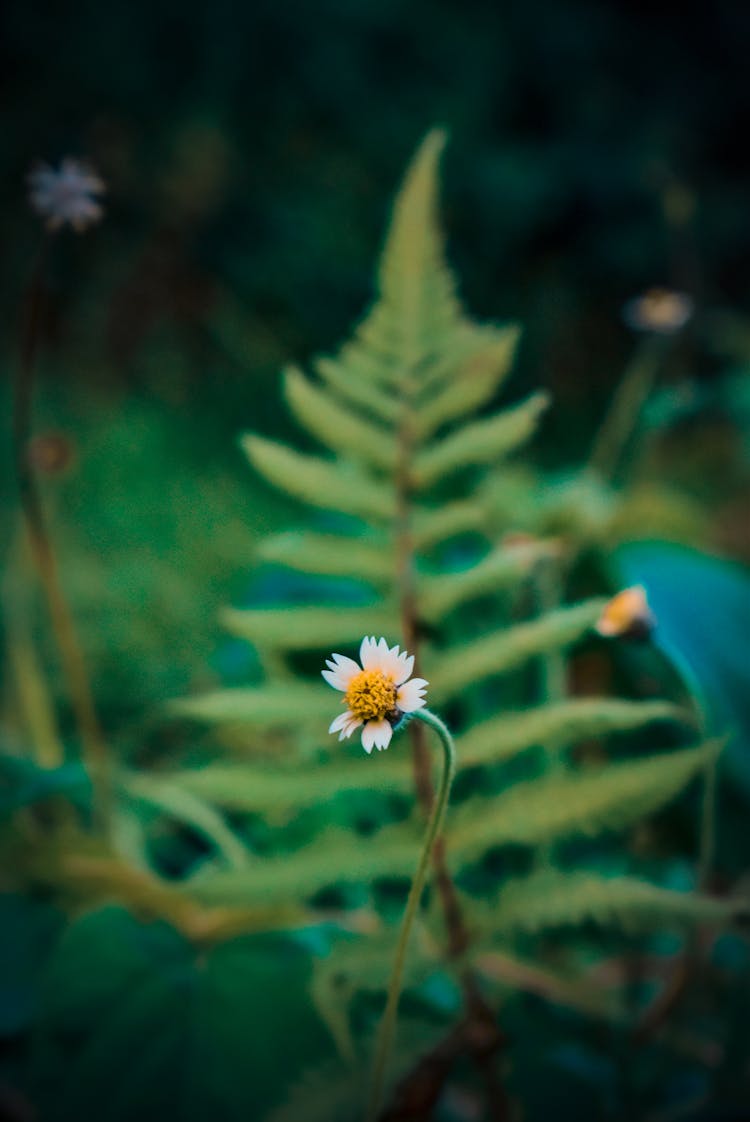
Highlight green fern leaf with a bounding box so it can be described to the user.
[490,870,743,933]
[121,774,250,870]
[430,599,606,701]
[413,391,550,489]
[241,435,395,521]
[458,699,688,768]
[420,540,554,621]
[168,683,334,727]
[189,826,421,907]
[412,501,487,550]
[283,366,396,470]
[170,700,684,817]
[256,532,392,584]
[412,324,520,439]
[221,606,398,651]
[314,355,400,423]
[450,740,722,853]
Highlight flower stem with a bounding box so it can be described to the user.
[13,241,110,830]
[587,335,667,482]
[365,707,457,1122]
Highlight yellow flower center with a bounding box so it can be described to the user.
[345,669,397,722]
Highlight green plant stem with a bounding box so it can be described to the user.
[587,335,667,482]
[13,241,110,830]
[366,708,457,1122]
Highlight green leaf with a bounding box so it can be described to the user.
[375,127,461,371]
[257,531,392,584]
[221,605,398,651]
[450,740,722,853]
[284,366,396,470]
[419,541,552,621]
[167,683,334,727]
[122,774,250,870]
[458,699,688,768]
[242,434,395,521]
[31,907,333,1122]
[170,700,685,817]
[190,827,421,907]
[412,501,486,550]
[412,391,550,489]
[412,324,520,439]
[430,599,606,701]
[314,355,400,424]
[490,870,743,934]
[172,759,408,815]
[0,894,62,1035]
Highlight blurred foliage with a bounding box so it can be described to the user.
[2,4,750,1118]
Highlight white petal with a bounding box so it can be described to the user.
[324,654,361,687]
[322,668,349,691]
[393,651,415,686]
[361,719,393,753]
[397,678,428,713]
[339,717,363,741]
[360,635,381,670]
[374,643,408,683]
[329,710,354,734]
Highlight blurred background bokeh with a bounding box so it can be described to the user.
[3,3,750,1119]
[3,2,750,726]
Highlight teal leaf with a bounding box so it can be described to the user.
[615,542,750,796]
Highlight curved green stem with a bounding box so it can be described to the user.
[365,707,456,1122]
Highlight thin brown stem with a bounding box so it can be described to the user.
[392,392,508,1120]
[13,240,109,829]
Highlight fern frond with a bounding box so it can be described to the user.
[430,599,606,701]
[168,684,333,727]
[489,870,744,934]
[221,606,398,651]
[420,540,554,621]
[314,355,401,423]
[413,391,550,489]
[458,699,688,767]
[412,324,520,439]
[256,532,392,584]
[122,774,250,870]
[189,826,421,907]
[375,128,461,367]
[241,435,395,521]
[450,740,722,853]
[412,501,487,550]
[283,366,396,470]
[171,757,413,814]
[169,700,684,815]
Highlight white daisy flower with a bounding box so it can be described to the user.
[27,158,106,233]
[322,636,428,754]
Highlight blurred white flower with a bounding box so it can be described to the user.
[323,636,428,753]
[622,288,694,335]
[27,158,105,233]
